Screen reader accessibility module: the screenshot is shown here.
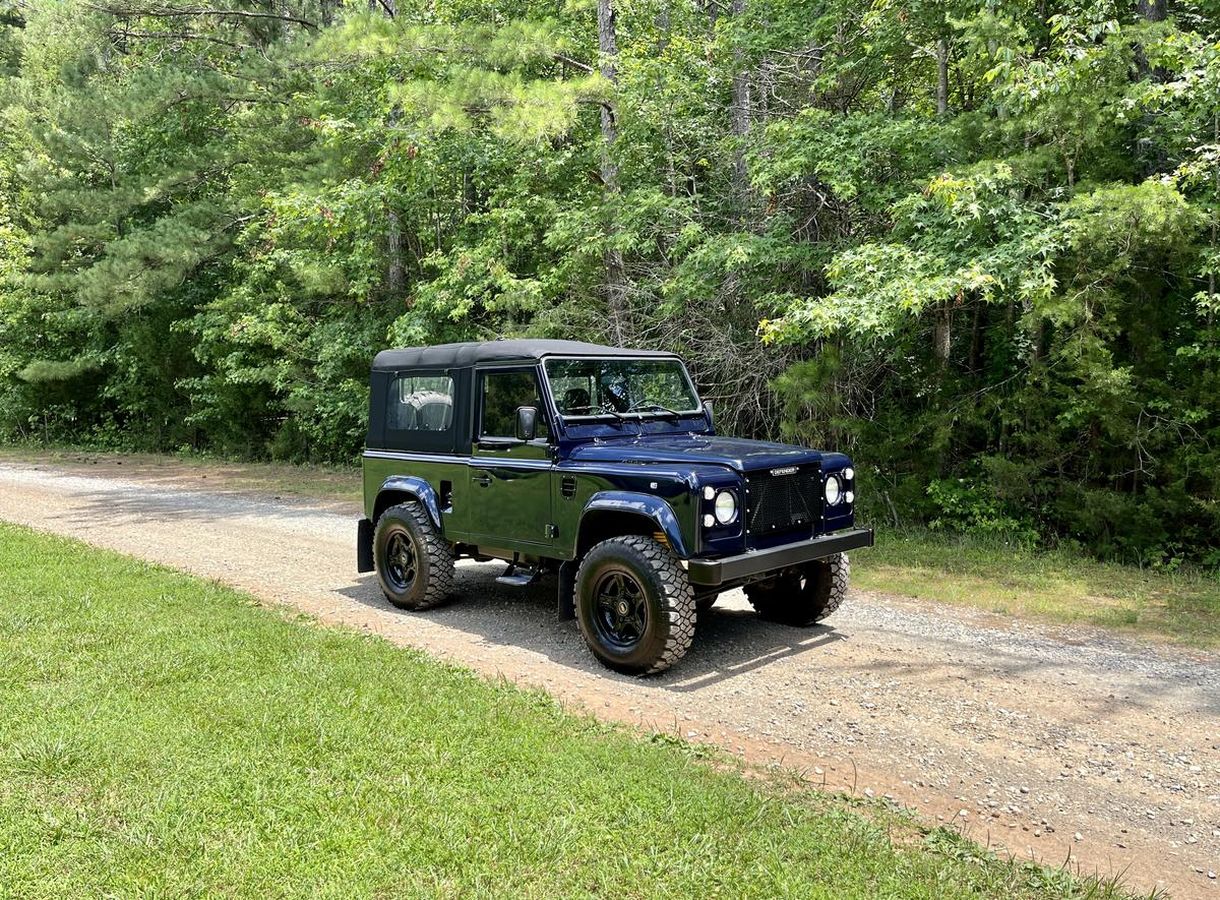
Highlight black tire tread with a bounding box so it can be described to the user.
[575,535,696,675]
[376,501,455,611]
[745,553,849,626]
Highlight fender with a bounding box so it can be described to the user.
[376,475,443,529]
[580,490,691,559]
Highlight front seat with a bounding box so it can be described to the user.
[564,387,591,413]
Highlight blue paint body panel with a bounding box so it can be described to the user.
[566,433,822,473]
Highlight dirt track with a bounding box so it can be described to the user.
[1,459,1217,898]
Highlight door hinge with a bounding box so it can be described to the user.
[545,523,559,539]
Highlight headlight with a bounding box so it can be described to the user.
[824,475,842,506]
[713,490,738,525]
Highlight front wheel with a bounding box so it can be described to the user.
[745,553,849,627]
[575,536,696,675]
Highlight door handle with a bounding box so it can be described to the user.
[474,472,492,488]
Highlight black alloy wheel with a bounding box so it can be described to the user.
[592,569,649,650]
[384,530,418,593]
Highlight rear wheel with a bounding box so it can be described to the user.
[575,536,696,675]
[373,501,455,610]
[745,553,849,627]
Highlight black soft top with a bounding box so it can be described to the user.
[371,339,679,371]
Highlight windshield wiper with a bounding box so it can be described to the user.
[596,406,631,428]
[628,402,682,420]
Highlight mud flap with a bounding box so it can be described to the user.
[357,518,374,573]
[557,559,577,620]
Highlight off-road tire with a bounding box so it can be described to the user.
[575,535,696,675]
[744,553,849,627]
[373,501,455,611]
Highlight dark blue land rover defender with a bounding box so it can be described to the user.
[357,340,873,675]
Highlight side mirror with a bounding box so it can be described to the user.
[702,400,714,427]
[516,406,539,442]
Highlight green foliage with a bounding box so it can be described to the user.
[0,0,1219,563]
[926,477,1038,547]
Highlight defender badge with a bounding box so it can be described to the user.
[770,466,799,476]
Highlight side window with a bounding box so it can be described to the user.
[388,374,455,432]
[479,370,549,440]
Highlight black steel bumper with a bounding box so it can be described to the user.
[686,527,874,587]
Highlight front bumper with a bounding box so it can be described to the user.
[686,527,874,587]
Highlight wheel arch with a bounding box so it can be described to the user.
[577,492,690,559]
[374,476,442,529]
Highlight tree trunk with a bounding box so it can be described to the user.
[936,36,949,117]
[462,170,475,216]
[1212,110,1218,326]
[386,98,404,296]
[597,0,619,191]
[597,0,629,342]
[730,0,751,210]
[387,210,404,295]
[933,301,951,365]
[1134,0,1168,174]
[656,4,678,196]
[968,301,984,372]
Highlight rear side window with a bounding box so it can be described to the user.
[479,370,549,440]
[388,375,454,432]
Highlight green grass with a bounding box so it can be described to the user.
[854,527,1220,648]
[0,524,1131,899]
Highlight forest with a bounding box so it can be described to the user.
[0,0,1217,566]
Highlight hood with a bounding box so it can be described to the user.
[565,433,822,473]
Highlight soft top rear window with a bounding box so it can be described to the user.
[388,374,454,432]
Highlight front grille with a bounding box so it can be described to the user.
[745,466,820,540]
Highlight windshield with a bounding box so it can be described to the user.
[545,358,701,418]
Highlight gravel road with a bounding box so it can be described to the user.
[1,460,1217,898]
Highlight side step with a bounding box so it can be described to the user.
[495,564,542,588]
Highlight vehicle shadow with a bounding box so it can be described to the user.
[336,561,848,691]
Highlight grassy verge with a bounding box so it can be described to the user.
[853,528,1220,648]
[0,523,1124,899]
